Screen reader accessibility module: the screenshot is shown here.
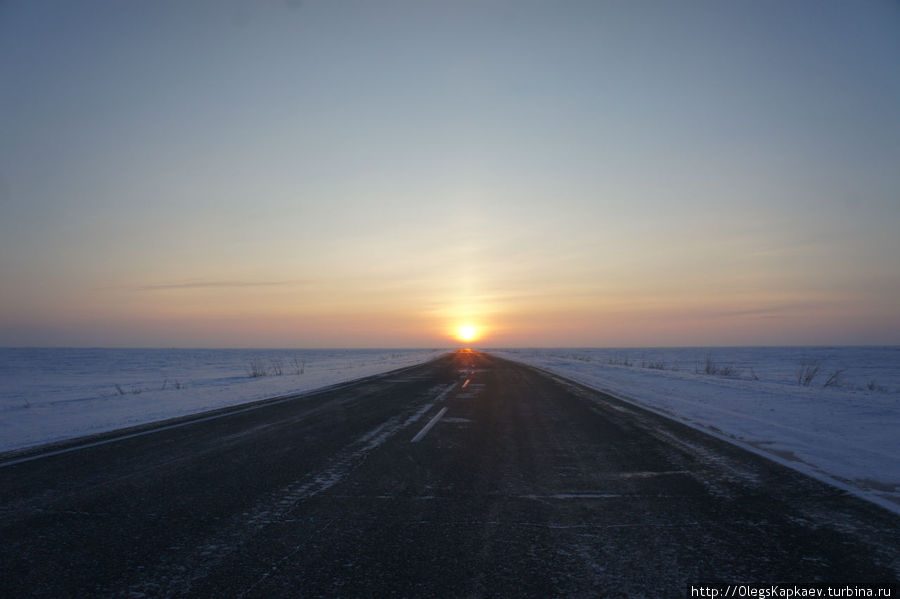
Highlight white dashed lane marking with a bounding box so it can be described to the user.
[411,408,448,443]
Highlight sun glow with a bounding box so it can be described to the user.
[456,324,479,343]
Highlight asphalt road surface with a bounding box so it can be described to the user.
[2,350,898,597]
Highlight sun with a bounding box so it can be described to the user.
[456,324,479,343]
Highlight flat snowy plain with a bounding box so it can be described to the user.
[490,347,900,514]
[0,348,447,453]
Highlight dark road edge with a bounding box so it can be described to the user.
[0,353,452,469]
[486,353,900,518]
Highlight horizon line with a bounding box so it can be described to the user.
[2,344,898,351]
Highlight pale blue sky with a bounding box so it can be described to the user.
[1,1,899,347]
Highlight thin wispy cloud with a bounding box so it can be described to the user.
[705,304,819,320]
[135,280,303,291]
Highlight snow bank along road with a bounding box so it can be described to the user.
[1,351,897,597]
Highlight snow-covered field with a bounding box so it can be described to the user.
[0,348,447,453]
[489,347,900,514]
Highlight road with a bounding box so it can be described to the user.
[1,350,897,597]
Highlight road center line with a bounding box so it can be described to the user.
[411,407,448,443]
[434,382,456,402]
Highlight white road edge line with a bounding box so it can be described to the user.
[411,407,448,443]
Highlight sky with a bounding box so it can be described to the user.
[1,0,899,348]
